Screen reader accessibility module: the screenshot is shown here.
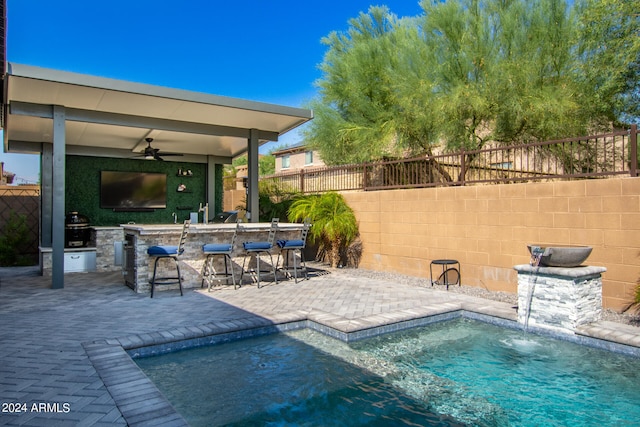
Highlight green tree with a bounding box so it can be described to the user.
[288,192,358,268]
[419,0,585,148]
[305,7,406,164]
[260,155,275,176]
[231,154,275,176]
[230,144,291,177]
[574,0,640,126]
[255,180,300,222]
[417,0,499,152]
[306,0,636,167]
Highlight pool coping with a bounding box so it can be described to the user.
[83,302,640,426]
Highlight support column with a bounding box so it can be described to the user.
[247,129,260,223]
[206,156,216,221]
[51,106,66,289]
[40,144,53,247]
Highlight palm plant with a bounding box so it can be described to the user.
[288,192,358,268]
[633,282,640,314]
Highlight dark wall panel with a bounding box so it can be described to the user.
[66,155,206,226]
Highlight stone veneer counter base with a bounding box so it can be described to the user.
[514,264,607,334]
[122,222,305,294]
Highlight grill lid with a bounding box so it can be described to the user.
[65,211,89,226]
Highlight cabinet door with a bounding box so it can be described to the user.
[64,252,96,273]
[64,253,84,272]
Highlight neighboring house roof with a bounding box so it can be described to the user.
[272,143,309,156]
[0,162,14,184]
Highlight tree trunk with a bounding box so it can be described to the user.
[330,236,343,268]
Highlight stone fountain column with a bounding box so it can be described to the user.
[513,265,607,334]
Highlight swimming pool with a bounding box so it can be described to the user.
[136,319,640,426]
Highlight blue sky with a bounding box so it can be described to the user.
[1,0,424,183]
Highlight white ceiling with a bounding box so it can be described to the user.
[2,63,313,163]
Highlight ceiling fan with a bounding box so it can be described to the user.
[136,137,183,161]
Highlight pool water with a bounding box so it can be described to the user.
[136,331,462,426]
[348,319,640,426]
[136,319,640,426]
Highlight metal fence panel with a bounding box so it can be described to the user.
[260,127,639,193]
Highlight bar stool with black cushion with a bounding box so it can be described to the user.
[241,218,279,288]
[276,219,311,283]
[430,259,461,290]
[201,221,240,290]
[147,220,190,298]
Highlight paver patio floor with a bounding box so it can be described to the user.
[0,264,637,426]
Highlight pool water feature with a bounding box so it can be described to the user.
[523,245,545,331]
[136,319,640,426]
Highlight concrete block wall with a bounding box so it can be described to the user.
[224,189,246,213]
[342,176,640,311]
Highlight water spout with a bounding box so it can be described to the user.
[515,247,605,334]
[523,246,545,331]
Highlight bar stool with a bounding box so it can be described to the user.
[147,220,190,298]
[201,221,240,290]
[241,218,279,288]
[276,219,311,283]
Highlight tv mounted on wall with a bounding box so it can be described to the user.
[100,171,167,210]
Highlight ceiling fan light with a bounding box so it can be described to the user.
[144,154,155,160]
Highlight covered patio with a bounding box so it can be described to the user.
[1,63,313,289]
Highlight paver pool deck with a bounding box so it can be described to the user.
[1,264,638,426]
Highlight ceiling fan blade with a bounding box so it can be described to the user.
[132,137,185,160]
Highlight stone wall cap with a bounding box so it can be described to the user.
[514,264,607,277]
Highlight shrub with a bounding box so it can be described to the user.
[0,211,30,266]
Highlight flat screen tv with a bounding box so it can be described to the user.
[100,171,167,209]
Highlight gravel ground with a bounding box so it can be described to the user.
[332,266,640,327]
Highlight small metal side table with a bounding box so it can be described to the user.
[430,259,461,290]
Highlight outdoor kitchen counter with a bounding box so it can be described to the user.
[121,222,304,294]
[121,222,303,233]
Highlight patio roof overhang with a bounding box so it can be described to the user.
[2,63,313,163]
